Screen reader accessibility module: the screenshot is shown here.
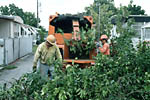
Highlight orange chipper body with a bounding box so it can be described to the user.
[48,14,96,68]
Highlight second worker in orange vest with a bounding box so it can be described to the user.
[98,35,110,55]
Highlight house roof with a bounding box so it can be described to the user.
[21,24,39,35]
[111,15,150,25]
[0,15,23,24]
[129,15,150,22]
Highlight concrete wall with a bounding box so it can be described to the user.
[0,19,21,39]
[13,23,20,38]
[0,47,4,65]
[0,37,33,65]
[0,19,10,38]
[132,22,145,38]
[0,39,4,65]
[145,29,150,40]
[0,17,35,65]
[19,37,32,57]
[13,38,19,60]
[5,39,14,64]
[10,22,13,38]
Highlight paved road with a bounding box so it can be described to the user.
[0,53,34,88]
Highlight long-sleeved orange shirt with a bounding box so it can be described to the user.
[99,43,110,55]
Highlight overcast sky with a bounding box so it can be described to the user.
[0,0,150,30]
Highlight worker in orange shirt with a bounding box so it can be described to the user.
[96,35,110,55]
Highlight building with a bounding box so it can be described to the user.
[141,22,150,41]
[0,15,38,65]
[111,15,150,47]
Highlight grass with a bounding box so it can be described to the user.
[3,65,17,70]
[0,65,17,72]
[32,45,38,53]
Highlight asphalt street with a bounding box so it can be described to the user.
[0,53,34,88]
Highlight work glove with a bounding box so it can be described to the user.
[99,42,103,47]
[96,42,102,48]
[32,66,37,73]
[96,42,100,48]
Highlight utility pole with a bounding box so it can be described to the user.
[96,2,101,54]
[98,3,100,36]
[37,0,39,28]
[96,2,101,41]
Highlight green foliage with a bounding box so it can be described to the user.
[32,45,38,53]
[0,1,150,100]
[3,65,17,70]
[85,0,116,39]
[0,65,17,72]
[23,12,38,27]
[94,48,150,99]
[0,3,39,27]
[63,28,96,58]
[84,0,146,39]
[110,5,136,57]
[0,73,48,100]
[127,0,145,15]
[1,43,150,99]
[38,26,47,43]
[1,36,150,100]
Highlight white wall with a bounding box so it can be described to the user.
[0,37,33,65]
[0,20,21,39]
[0,19,10,38]
[144,29,150,40]
[0,18,34,65]
[132,22,145,38]
[19,37,32,57]
[5,39,14,64]
[13,38,19,60]
[10,21,13,38]
[0,46,4,65]
[13,23,20,38]
[0,39,4,65]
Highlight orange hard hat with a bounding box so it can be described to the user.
[100,35,108,40]
[46,35,56,45]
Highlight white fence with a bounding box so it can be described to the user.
[19,37,32,57]
[0,37,32,65]
[14,38,19,60]
[0,46,4,65]
[0,39,4,65]
[5,39,14,64]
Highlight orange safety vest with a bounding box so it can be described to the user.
[99,43,110,55]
